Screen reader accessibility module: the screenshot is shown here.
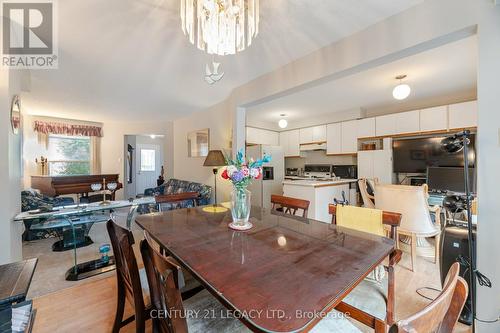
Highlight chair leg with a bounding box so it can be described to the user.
[135,305,146,333]
[410,233,417,272]
[112,283,126,333]
[374,319,386,333]
[386,265,395,326]
[434,233,441,265]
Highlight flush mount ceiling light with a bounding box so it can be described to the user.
[180,0,260,56]
[392,75,411,100]
[278,114,288,129]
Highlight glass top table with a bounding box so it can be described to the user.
[136,205,395,333]
[14,197,155,281]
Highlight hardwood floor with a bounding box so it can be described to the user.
[32,252,471,333]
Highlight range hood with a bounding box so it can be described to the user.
[300,142,327,151]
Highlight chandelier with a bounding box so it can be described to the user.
[180,0,260,56]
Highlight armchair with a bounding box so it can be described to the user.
[375,184,442,272]
[358,178,378,208]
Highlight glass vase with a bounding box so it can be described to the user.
[229,186,253,231]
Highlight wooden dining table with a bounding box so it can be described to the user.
[135,205,395,333]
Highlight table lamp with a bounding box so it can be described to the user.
[203,150,228,213]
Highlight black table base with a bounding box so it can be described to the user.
[52,236,94,252]
[65,256,116,281]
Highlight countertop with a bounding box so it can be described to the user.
[282,179,358,188]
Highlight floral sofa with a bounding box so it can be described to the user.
[139,178,212,213]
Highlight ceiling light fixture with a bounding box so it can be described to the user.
[278,114,288,129]
[392,75,411,100]
[180,0,260,56]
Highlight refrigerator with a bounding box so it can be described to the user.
[246,145,285,210]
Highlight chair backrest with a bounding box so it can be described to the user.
[329,204,401,240]
[389,262,468,333]
[375,184,437,234]
[155,192,200,211]
[140,238,188,333]
[106,220,145,311]
[271,195,310,218]
[358,178,376,208]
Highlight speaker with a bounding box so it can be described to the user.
[440,225,476,325]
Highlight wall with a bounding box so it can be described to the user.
[0,69,28,265]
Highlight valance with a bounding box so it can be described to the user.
[33,120,103,137]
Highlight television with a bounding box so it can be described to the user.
[393,134,476,173]
[427,167,476,193]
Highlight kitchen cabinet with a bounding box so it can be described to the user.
[341,120,358,153]
[312,125,327,142]
[420,106,448,132]
[395,110,420,134]
[280,130,300,157]
[246,127,279,146]
[326,123,342,155]
[448,101,477,129]
[299,125,326,144]
[358,118,376,138]
[375,114,397,136]
[299,127,314,144]
[357,150,393,184]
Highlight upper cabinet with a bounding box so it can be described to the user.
[449,101,477,129]
[375,114,397,137]
[358,118,376,138]
[246,127,279,146]
[299,125,326,144]
[326,123,342,155]
[420,106,448,132]
[341,120,358,153]
[280,130,300,157]
[395,110,420,134]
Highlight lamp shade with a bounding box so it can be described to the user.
[203,150,227,167]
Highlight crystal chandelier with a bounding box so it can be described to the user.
[180,0,260,56]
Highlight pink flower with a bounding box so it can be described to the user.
[242,166,250,177]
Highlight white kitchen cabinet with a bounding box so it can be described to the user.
[312,125,327,142]
[326,123,342,155]
[246,127,279,146]
[395,110,420,134]
[449,101,477,129]
[375,114,397,137]
[341,120,358,153]
[357,150,393,184]
[288,129,300,156]
[299,127,314,144]
[420,106,448,132]
[358,118,376,138]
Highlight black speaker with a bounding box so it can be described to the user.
[440,225,476,325]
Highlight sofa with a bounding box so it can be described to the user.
[139,178,212,213]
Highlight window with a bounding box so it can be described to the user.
[48,135,91,176]
[140,149,156,172]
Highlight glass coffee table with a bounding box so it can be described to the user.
[14,198,154,281]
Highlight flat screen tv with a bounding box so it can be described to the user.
[392,134,476,173]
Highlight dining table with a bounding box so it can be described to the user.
[135,205,395,333]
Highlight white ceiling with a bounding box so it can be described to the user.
[22,0,424,122]
[246,36,478,131]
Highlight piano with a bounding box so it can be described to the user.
[31,174,123,199]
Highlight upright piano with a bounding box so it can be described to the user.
[31,174,123,198]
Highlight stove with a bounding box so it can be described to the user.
[303,164,333,179]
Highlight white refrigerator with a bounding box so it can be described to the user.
[246,145,285,210]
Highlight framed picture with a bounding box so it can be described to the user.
[187,128,210,157]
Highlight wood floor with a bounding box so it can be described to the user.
[31,252,471,333]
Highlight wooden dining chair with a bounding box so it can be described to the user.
[155,192,200,212]
[107,220,151,333]
[271,194,310,218]
[389,262,468,333]
[329,204,402,333]
[139,237,249,333]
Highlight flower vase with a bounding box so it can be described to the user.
[229,186,253,231]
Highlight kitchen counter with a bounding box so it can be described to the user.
[282,179,357,187]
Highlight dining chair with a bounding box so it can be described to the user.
[389,262,468,333]
[271,194,310,217]
[375,184,442,272]
[358,178,378,208]
[329,204,402,333]
[106,220,151,333]
[155,192,200,212]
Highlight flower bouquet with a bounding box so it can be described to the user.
[221,149,271,230]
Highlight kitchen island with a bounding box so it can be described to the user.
[283,179,357,223]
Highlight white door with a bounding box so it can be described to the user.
[136,144,162,195]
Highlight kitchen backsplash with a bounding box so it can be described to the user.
[285,151,357,170]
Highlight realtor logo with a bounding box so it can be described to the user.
[1,0,57,68]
